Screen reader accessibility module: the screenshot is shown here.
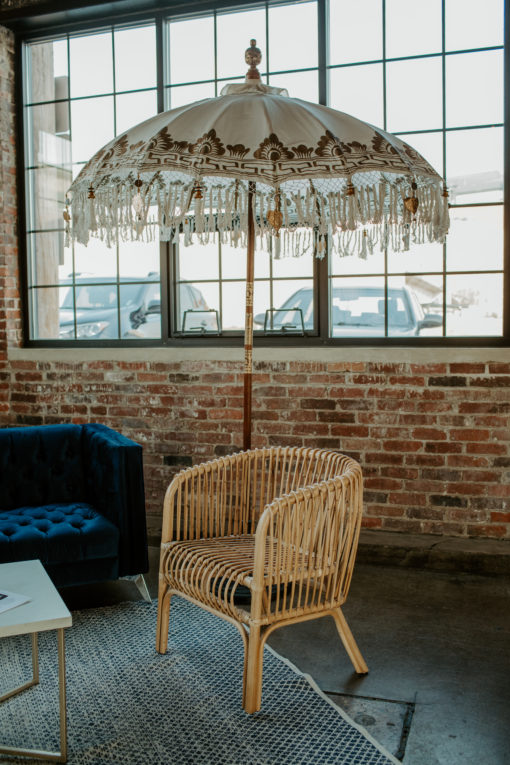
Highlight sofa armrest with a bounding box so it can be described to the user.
[82,423,149,577]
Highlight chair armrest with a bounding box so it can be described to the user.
[82,423,148,576]
[251,467,363,619]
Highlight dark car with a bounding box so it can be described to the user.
[59,276,212,339]
[254,285,443,337]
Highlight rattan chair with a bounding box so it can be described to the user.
[156,446,368,713]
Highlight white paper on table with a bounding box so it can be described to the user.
[0,590,31,614]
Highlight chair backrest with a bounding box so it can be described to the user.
[163,446,359,542]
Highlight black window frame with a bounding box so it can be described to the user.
[8,0,509,349]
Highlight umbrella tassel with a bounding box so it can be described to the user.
[208,185,213,236]
[346,183,356,230]
[283,195,290,230]
[305,186,312,222]
[440,186,450,240]
[327,192,337,230]
[293,192,304,227]
[358,187,365,224]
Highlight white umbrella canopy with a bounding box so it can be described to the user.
[67,40,449,449]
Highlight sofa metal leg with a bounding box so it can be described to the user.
[134,574,152,602]
[121,574,152,602]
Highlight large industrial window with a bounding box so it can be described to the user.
[21,0,505,344]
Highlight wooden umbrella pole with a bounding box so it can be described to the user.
[243,181,256,451]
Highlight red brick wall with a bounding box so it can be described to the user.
[1,356,509,542]
[1,25,509,544]
[0,25,22,418]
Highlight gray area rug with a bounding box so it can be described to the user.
[1,598,399,764]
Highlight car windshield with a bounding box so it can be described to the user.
[61,283,144,310]
[331,289,412,329]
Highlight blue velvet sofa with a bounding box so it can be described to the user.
[0,423,149,588]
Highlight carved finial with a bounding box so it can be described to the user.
[245,39,262,80]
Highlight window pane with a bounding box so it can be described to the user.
[119,240,160,279]
[28,232,69,287]
[329,64,383,128]
[25,103,71,168]
[255,279,314,331]
[69,32,113,98]
[116,90,157,135]
[74,239,117,278]
[70,97,114,162]
[177,282,220,331]
[445,273,503,336]
[447,206,503,272]
[388,275,443,337]
[268,2,318,72]
[178,241,219,281]
[221,243,247,280]
[253,280,271,328]
[254,249,270,279]
[217,8,266,80]
[30,286,66,339]
[329,276,385,337]
[330,247,385,276]
[61,279,120,339]
[447,127,503,204]
[120,281,161,339]
[25,167,70,231]
[168,16,214,85]
[446,50,503,128]
[445,0,503,51]
[388,241,443,274]
[167,82,215,110]
[221,282,245,330]
[273,248,313,279]
[386,0,442,58]
[396,132,443,179]
[269,70,318,103]
[328,0,382,65]
[26,39,68,104]
[387,57,442,132]
[114,25,156,92]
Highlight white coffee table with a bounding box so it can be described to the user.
[0,559,72,762]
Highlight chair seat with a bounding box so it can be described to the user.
[162,534,336,622]
[163,535,255,618]
[0,503,120,566]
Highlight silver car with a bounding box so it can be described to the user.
[254,285,443,337]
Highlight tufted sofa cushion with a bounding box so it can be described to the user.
[0,503,119,566]
[0,425,85,511]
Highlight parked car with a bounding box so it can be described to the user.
[254,285,443,337]
[58,275,212,339]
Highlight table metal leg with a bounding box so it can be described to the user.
[58,627,67,762]
[0,628,68,762]
[0,632,39,703]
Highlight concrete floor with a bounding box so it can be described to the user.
[61,548,510,765]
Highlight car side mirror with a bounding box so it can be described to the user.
[418,313,443,330]
[147,299,161,315]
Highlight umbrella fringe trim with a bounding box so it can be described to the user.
[69,180,449,257]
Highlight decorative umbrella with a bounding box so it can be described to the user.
[67,40,449,450]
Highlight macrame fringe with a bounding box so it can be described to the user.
[70,178,449,258]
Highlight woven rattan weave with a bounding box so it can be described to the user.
[156,446,368,713]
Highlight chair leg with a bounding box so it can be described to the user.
[243,625,264,714]
[332,607,369,675]
[156,587,172,654]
